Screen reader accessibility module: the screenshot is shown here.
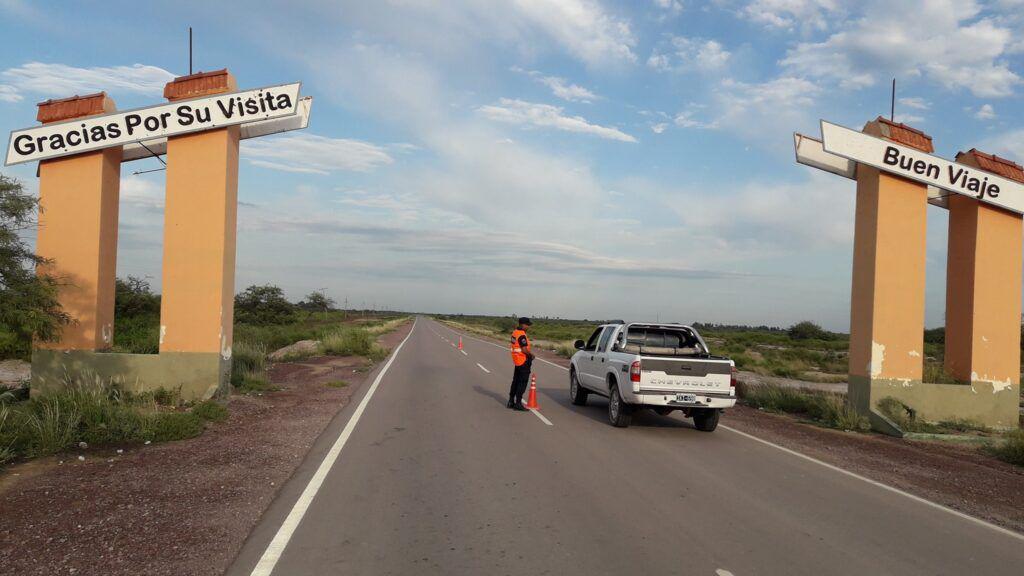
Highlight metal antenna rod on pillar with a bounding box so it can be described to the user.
[890,78,896,122]
[189,27,193,75]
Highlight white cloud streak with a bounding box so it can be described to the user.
[477,98,638,142]
[241,133,394,175]
[1,62,176,100]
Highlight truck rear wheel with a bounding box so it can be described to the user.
[569,370,588,406]
[608,383,632,428]
[692,408,720,432]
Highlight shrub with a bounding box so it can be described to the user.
[297,291,336,312]
[787,321,831,341]
[321,328,388,361]
[0,406,14,465]
[231,340,269,393]
[740,383,868,431]
[987,430,1024,467]
[235,285,296,325]
[192,400,228,422]
[146,412,204,443]
[325,380,349,388]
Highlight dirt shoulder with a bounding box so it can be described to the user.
[0,321,413,576]
[445,320,1024,534]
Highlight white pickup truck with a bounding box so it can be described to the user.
[568,322,736,431]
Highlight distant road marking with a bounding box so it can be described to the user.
[460,350,468,356]
[250,319,418,576]
[528,408,553,426]
[437,323,568,371]
[721,424,1024,542]
[477,363,490,373]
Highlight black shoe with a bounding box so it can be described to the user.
[513,403,528,411]
[507,398,515,409]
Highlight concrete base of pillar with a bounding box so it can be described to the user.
[849,374,1019,431]
[31,349,230,401]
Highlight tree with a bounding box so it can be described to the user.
[787,320,831,341]
[0,174,71,359]
[115,275,161,318]
[234,284,296,325]
[298,291,335,312]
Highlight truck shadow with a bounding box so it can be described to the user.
[536,386,695,429]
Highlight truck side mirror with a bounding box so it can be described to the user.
[574,339,585,350]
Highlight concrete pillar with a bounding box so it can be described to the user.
[158,69,239,397]
[34,93,121,351]
[945,149,1023,394]
[848,118,931,416]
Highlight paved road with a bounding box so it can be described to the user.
[228,317,1024,576]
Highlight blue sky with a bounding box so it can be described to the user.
[2,0,1023,330]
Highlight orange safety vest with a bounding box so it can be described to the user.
[510,329,531,366]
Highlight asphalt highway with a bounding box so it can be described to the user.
[228,317,1024,576]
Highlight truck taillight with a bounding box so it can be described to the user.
[630,361,641,383]
[730,366,738,389]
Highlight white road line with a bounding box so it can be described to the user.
[528,408,553,426]
[436,323,568,371]
[460,349,468,356]
[250,319,418,576]
[720,424,1024,542]
[476,363,490,373]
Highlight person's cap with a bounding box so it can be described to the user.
[518,317,532,325]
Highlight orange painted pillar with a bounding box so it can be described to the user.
[159,70,239,370]
[34,93,121,350]
[944,150,1023,389]
[848,118,931,413]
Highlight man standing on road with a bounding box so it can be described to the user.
[508,317,534,411]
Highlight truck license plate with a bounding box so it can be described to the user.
[676,393,697,403]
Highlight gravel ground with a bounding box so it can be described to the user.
[0,322,413,576]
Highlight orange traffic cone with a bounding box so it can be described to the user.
[458,336,463,350]
[524,374,539,409]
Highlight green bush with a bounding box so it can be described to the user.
[192,400,228,422]
[231,340,270,393]
[987,430,1024,467]
[740,383,868,431]
[235,285,296,325]
[147,412,204,443]
[321,327,388,361]
[787,321,832,341]
[112,313,160,354]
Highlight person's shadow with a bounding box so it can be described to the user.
[473,384,509,407]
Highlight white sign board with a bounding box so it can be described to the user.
[820,120,1024,215]
[5,82,301,166]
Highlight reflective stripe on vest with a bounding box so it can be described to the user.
[511,329,530,366]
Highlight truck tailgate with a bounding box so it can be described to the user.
[639,358,732,394]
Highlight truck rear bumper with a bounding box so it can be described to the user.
[631,391,736,409]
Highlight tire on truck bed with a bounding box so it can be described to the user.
[692,408,720,432]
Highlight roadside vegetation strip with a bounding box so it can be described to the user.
[250,318,417,576]
[0,375,227,467]
[720,424,1024,543]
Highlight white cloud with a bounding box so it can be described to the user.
[511,0,637,66]
[652,0,684,18]
[478,98,638,142]
[983,129,1024,160]
[120,175,165,211]
[537,75,598,102]
[893,113,925,124]
[898,97,930,110]
[741,0,842,32]
[711,77,821,142]
[648,36,731,72]
[651,122,668,134]
[241,133,395,175]
[0,84,20,102]
[673,109,716,129]
[513,67,598,102]
[1,62,176,99]
[974,103,996,120]
[780,1,1022,97]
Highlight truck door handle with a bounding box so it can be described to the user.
[590,355,594,361]
[600,358,605,363]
